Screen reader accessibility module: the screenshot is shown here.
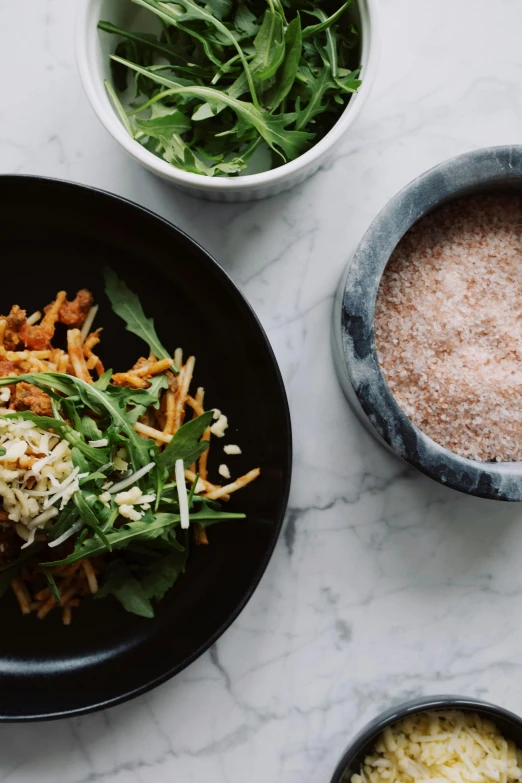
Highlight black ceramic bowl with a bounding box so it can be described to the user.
[333,145,522,501]
[331,695,522,783]
[0,175,292,721]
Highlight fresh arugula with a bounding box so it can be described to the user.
[103,267,178,372]
[98,0,361,176]
[159,410,213,471]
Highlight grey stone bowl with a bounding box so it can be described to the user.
[332,145,522,501]
[330,695,522,783]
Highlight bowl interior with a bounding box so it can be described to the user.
[0,175,291,720]
[332,698,522,783]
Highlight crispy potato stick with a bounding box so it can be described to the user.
[0,318,7,348]
[184,468,229,501]
[112,372,149,389]
[204,468,260,501]
[186,395,205,417]
[174,347,183,368]
[67,328,92,383]
[174,356,195,432]
[134,421,173,444]
[43,291,67,329]
[36,595,56,620]
[11,577,31,615]
[163,389,176,436]
[82,559,98,594]
[62,607,72,626]
[83,329,105,375]
[189,387,205,472]
[51,347,63,366]
[198,429,211,482]
[134,358,171,378]
[194,523,209,546]
[5,350,52,360]
[58,353,69,373]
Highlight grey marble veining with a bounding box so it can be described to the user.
[3,0,522,781]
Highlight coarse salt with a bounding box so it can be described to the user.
[375,193,522,462]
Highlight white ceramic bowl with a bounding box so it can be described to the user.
[76,0,379,202]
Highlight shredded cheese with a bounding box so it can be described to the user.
[224,444,241,455]
[218,463,231,479]
[210,414,228,438]
[351,711,522,783]
[0,418,74,539]
[108,462,155,494]
[175,458,190,529]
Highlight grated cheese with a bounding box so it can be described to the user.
[218,463,231,479]
[114,486,143,506]
[118,503,142,521]
[224,444,241,455]
[351,711,522,783]
[175,458,190,529]
[210,414,228,438]
[0,417,74,540]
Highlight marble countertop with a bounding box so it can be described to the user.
[3,0,522,781]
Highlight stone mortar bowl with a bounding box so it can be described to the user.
[332,145,522,501]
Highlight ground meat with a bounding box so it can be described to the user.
[49,289,93,328]
[3,305,27,350]
[14,382,53,417]
[0,361,17,377]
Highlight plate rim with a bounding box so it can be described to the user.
[0,174,293,722]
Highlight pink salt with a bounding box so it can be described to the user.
[374,193,522,462]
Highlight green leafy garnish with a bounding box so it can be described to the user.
[103,267,178,371]
[98,0,361,177]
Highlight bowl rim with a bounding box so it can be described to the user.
[0,173,293,722]
[338,145,522,501]
[330,694,522,783]
[75,0,380,193]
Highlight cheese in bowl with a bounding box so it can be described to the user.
[351,710,522,783]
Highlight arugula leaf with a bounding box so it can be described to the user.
[126,374,169,424]
[250,10,285,81]
[42,509,245,566]
[43,570,61,604]
[96,560,154,618]
[141,547,188,601]
[73,491,112,551]
[268,15,302,110]
[234,2,258,36]
[158,410,213,472]
[301,0,352,40]
[103,267,177,371]
[135,110,191,139]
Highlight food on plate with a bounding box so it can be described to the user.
[99,0,362,177]
[351,710,522,783]
[0,269,259,622]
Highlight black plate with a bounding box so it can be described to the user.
[0,175,292,722]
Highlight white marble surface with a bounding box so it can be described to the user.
[2,0,522,780]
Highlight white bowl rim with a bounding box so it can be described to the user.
[75,0,380,192]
